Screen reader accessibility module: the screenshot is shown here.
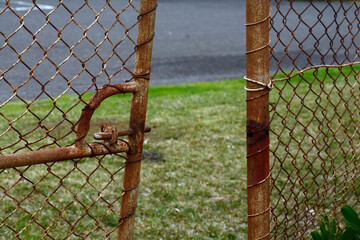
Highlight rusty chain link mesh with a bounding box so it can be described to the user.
[0,0,147,238]
[270,0,360,238]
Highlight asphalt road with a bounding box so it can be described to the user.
[0,0,359,101]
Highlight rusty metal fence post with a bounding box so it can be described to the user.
[117,0,157,239]
[246,0,271,239]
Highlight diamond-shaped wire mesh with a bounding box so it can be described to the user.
[1,154,127,239]
[270,1,360,238]
[0,0,140,153]
[0,0,143,238]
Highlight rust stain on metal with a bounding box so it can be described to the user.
[0,82,137,169]
[94,126,151,140]
[117,0,157,239]
[246,120,269,145]
[0,140,129,169]
[76,82,137,149]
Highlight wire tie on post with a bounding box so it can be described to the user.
[256,231,271,240]
[246,145,269,159]
[134,33,155,51]
[125,158,142,165]
[245,7,272,27]
[245,39,271,55]
[248,204,271,218]
[244,76,273,92]
[247,172,271,189]
[119,207,137,222]
[123,181,140,193]
[137,4,158,21]
[131,71,151,81]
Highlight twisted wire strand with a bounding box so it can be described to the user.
[272,61,360,82]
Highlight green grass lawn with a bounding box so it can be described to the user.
[136,81,246,239]
[0,79,247,239]
[0,65,359,239]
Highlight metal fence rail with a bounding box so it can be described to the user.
[269,0,360,239]
[0,0,157,239]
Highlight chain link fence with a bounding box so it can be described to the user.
[0,0,156,239]
[270,0,360,238]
